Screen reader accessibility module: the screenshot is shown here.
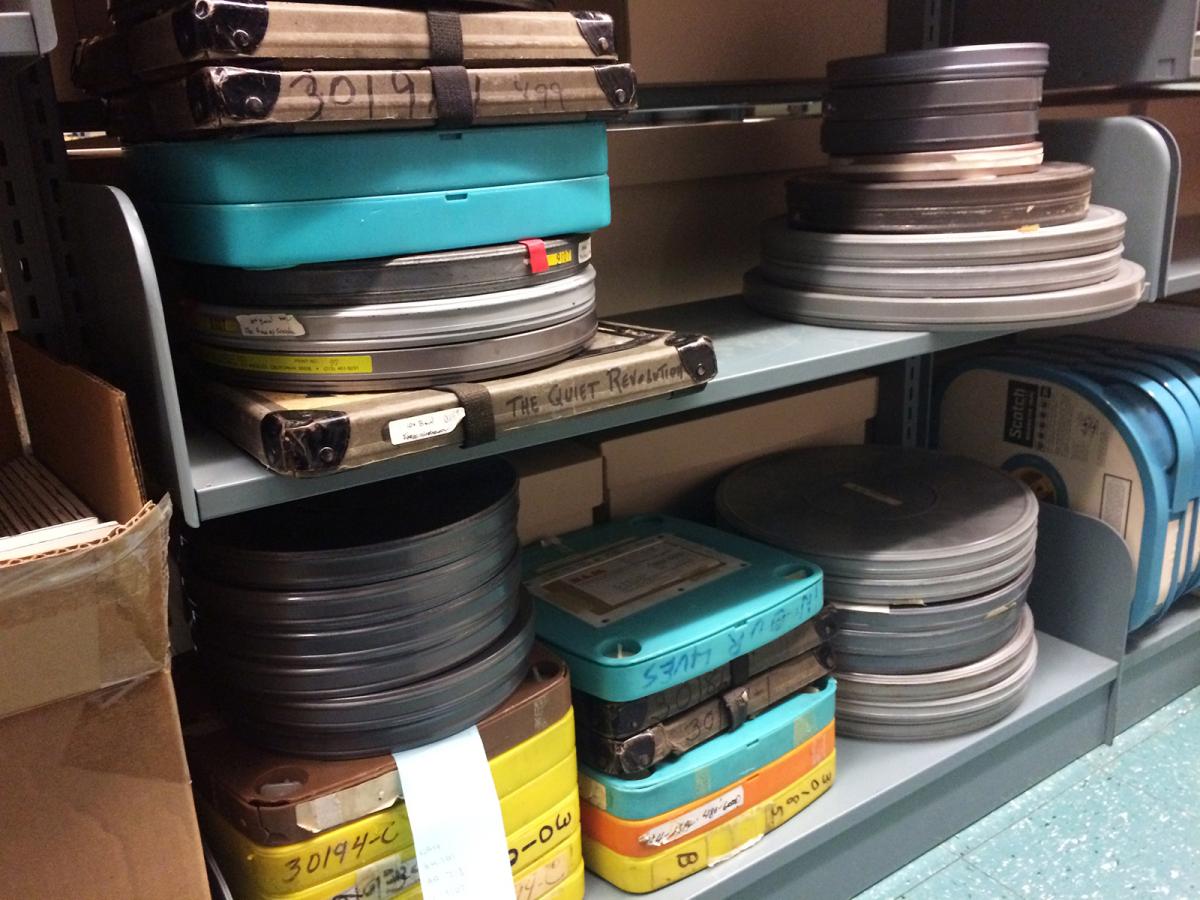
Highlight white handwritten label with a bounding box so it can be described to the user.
[392,728,514,900]
[638,787,745,848]
[578,237,592,263]
[388,408,466,446]
[235,313,306,337]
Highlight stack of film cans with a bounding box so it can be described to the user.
[743,43,1147,331]
[180,458,587,898]
[717,446,1040,741]
[523,516,836,894]
[939,334,1200,633]
[72,0,637,391]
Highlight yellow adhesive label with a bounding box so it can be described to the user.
[192,312,241,335]
[514,834,580,900]
[195,344,374,375]
[546,249,574,267]
[578,774,606,811]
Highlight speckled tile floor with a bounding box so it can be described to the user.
[853,684,1200,900]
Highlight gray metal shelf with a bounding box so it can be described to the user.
[24,24,1196,900]
[1167,214,1200,297]
[583,632,1118,900]
[1126,594,1200,667]
[1117,594,1200,731]
[185,301,1012,523]
[62,112,1185,524]
[580,504,1135,899]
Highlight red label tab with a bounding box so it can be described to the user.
[518,238,549,274]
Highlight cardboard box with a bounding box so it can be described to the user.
[0,332,171,719]
[0,330,208,898]
[0,672,208,900]
[508,442,604,544]
[589,375,879,520]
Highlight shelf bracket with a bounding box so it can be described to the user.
[1040,116,1179,300]
[64,183,199,526]
[1026,502,1135,742]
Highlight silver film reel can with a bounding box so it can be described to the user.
[183,235,592,308]
[742,258,1145,332]
[717,445,1039,584]
[760,207,1127,268]
[188,267,597,352]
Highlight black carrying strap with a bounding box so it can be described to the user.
[428,65,474,127]
[727,655,751,687]
[426,10,464,64]
[441,382,495,447]
[721,685,752,731]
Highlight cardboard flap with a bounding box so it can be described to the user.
[0,672,210,900]
[8,335,145,523]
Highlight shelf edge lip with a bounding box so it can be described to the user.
[1124,598,1200,667]
[1164,268,1200,297]
[187,321,1005,522]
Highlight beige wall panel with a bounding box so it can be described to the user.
[626,0,886,85]
[598,117,824,315]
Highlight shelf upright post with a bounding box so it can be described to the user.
[886,0,953,51]
[871,354,933,449]
[0,0,83,360]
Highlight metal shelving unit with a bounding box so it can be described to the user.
[1,0,83,359]
[8,5,1200,898]
[0,0,54,63]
